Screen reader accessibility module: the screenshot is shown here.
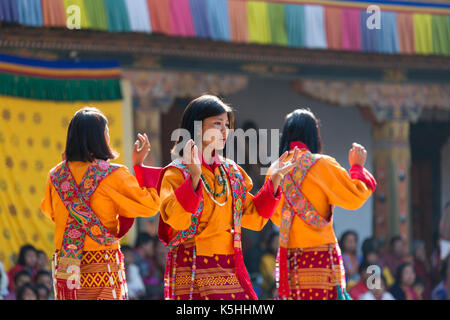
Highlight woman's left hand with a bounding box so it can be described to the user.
[269,147,301,194]
[132,133,151,166]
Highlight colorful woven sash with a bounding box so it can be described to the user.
[159,157,257,300]
[276,151,333,299]
[50,160,124,300]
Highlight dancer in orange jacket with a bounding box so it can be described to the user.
[41,107,160,300]
[268,109,377,300]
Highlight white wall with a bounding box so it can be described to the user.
[226,77,374,254]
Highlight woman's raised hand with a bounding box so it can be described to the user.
[132,133,151,166]
[348,142,367,167]
[269,146,301,193]
[183,139,202,189]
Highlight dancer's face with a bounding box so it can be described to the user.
[201,112,230,151]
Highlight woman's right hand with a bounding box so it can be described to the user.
[183,139,202,189]
[348,142,367,167]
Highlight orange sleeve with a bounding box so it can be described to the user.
[308,156,374,210]
[40,172,55,222]
[100,166,161,219]
[159,167,202,230]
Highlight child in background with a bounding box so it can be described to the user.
[7,244,37,293]
[4,270,32,300]
[121,245,145,300]
[340,230,362,287]
[36,284,51,300]
[360,274,395,300]
[16,283,38,300]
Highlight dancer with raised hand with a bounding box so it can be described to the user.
[40,107,161,300]
[133,95,300,300]
[269,109,377,300]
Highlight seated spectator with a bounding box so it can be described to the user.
[36,250,49,272]
[134,232,158,291]
[348,261,371,299]
[413,278,425,300]
[361,237,380,266]
[4,270,32,300]
[360,274,395,300]
[439,202,450,261]
[380,236,407,288]
[340,230,361,286]
[7,244,38,293]
[16,283,38,300]
[389,262,419,300]
[412,240,432,299]
[146,240,168,300]
[35,270,53,298]
[431,254,449,300]
[0,261,8,300]
[259,232,278,300]
[36,284,51,300]
[122,245,145,300]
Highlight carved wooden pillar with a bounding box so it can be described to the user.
[372,120,411,251]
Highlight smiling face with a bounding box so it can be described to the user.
[201,112,230,152]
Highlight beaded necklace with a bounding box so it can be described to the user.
[200,164,229,206]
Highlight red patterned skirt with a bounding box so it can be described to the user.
[52,249,127,300]
[281,243,349,300]
[165,242,252,300]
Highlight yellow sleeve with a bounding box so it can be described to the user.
[308,156,373,210]
[102,166,161,218]
[239,165,270,231]
[40,172,55,222]
[159,167,197,230]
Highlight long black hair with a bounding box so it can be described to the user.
[172,95,234,157]
[339,230,359,253]
[279,108,322,155]
[64,107,118,162]
[17,244,37,266]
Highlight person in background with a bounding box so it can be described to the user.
[412,240,432,299]
[34,270,53,298]
[133,232,159,297]
[4,270,32,300]
[259,231,279,299]
[348,261,371,300]
[36,284,51,300]
[148,240,168,300]
[360,274,395,300]
[361,237,380,265]
[439,202,450,261]
[389,262,418,300]
[16,283,38,300]
[431,254,450,300]
[7,244,37,293]
[380,236,407,288]
[0,261,8,299]
[413,278,425,300]
[36,250,50,272]
[340,230,361,287]
[121,245,145,300]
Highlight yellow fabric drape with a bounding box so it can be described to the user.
[247,1,271,44]
[413,13,433,55]
[0,96,125,270]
